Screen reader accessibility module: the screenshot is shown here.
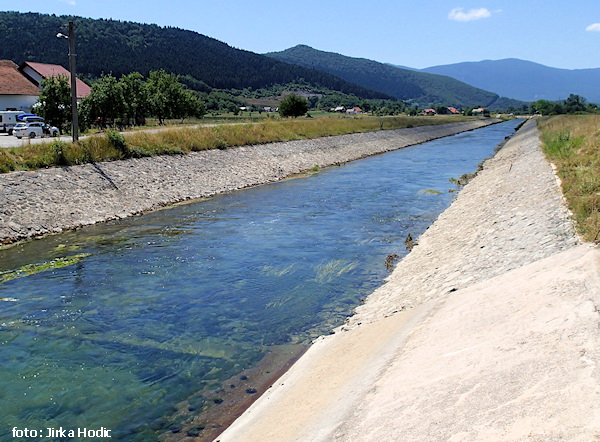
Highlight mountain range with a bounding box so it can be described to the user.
[268,45,600,107]
[1,12,597,108]
[266,45,511,109]
[421,59,600,104]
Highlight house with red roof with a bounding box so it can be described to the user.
[346,106,363,114]
[19,61,91,100]
[0,60,40,111]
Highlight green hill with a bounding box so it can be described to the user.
[266,45,504,108]
[0,12,390,99]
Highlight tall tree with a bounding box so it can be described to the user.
[564,94,586,113]
[147,70,183,124]
[119,72,149,126]
[177,90,206,121]
[147,70,204,123]
[81,74,125,127]
[37,75,71,131]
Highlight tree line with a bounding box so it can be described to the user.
[38,70,205,131]
[529,94,598,115]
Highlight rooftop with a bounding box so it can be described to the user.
[0,60,40,96]
[20,61,91,99]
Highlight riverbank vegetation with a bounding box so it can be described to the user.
[0,115,475,173]
[531,94,598,116]
[537,115,600,241]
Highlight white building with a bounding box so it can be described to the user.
[19,61,91,101]
[0,60,39,111]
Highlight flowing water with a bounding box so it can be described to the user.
[0,120,522,440]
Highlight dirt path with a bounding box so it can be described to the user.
[217,119,600,441]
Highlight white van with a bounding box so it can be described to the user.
[0,111,24,135]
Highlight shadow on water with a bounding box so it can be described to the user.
[0,120,522,440]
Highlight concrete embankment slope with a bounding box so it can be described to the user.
[218,119,600,441]
[0,120,493,245]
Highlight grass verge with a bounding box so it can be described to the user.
[0,115,477,174]
[536,115,600,242]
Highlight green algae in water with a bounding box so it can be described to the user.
[313,259,359,284]
[261,263,296,277]
[0,253,90,285]
[418,189,442,195]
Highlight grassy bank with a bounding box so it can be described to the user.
[0,115,476,173]
[536,115,600,242]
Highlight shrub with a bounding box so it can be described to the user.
[279,94,309,118]
[50,140,68,166]
[106,130,129,157]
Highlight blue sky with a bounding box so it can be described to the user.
[6,1,600,69]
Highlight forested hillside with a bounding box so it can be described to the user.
[0,12,390,99]
[266,45,515,109]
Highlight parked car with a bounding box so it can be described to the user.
[13,122,60,139]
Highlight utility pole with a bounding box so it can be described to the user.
[68,21,78,142]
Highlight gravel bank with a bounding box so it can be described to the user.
[218,119,600,441]
[347,116,580,327]
[0,120,493,244]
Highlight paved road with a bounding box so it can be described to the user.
[0,123,238,148]
[0,132,81,148]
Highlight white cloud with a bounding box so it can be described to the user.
[586,23,600,32]
[59,0,77,5]
[448,8,492,22]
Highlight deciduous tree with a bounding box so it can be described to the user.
[37,75,71,131]
[81,74,125,127]
[147,70,188,124]
[120,72,149,126]
[278,94,309,118]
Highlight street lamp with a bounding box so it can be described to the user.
[57,21,78,142]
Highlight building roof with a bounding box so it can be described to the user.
[0,60,40,96]
[20,61,91,99]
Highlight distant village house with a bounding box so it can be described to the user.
[19,61,91,102]
[0,60,40,111]
[0,59,91,112]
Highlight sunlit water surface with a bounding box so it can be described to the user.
[0,120,522,439]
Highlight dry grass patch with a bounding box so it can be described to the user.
[537,115,600,241]
[0,115,475,174]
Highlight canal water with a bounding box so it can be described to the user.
[0,120,522,440]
